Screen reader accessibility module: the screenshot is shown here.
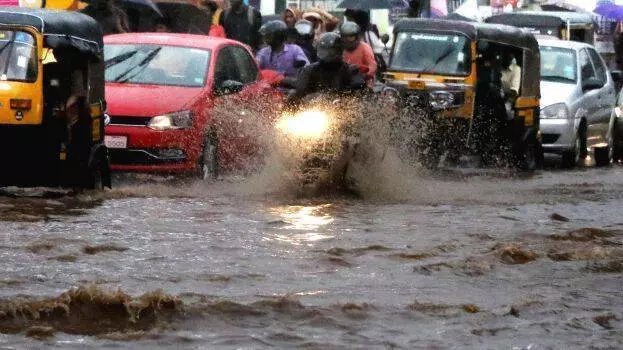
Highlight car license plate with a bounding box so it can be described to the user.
[105,135,127,149]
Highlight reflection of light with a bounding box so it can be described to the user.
[276,111,329,139]
[272,205,334,230]
[265,205,335,246]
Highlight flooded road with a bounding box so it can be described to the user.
[0,163,622,349]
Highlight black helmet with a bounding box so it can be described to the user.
[295,19,314,38]
[259,20,288,47]
[340,21,360,37]
[316,32,344,63]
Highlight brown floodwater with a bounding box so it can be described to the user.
[0,161,622,349]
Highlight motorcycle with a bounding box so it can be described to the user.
[275,94,361,195]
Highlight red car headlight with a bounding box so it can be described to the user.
[148,110,194,130]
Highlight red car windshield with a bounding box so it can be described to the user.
[105,44,211,87]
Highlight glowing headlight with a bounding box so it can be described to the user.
[148,110,194,130]
[429,91,455,110]
[541,103,569,119]
[277,110,329,139]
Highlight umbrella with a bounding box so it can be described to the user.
[337,0,392,10]
[594,2,623,20]
[445,12,476,22]
[83,0,162,17]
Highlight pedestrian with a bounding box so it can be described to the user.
[282,7,301,28]
[219,0,262,51]
[81,0,130,35]
[295,19,317,63]
[200,0,226,37]
[302,8,338,42]
[154,17,170,32]
[257,20,309,78]
[340,21,377,87]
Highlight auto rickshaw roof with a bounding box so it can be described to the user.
[393,18,539,52]
[485,11,596,28]
[0,7,103,56]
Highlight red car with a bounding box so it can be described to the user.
[104,33,279,178]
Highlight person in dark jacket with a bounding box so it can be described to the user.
[219,0,262,51]
[289,32,365,103]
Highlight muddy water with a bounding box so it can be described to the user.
[0,164,622,349]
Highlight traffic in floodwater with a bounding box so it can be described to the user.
[0,161,622,349]
[0,1,622,349]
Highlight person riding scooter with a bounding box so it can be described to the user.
[340,21,377,87]
[257,20,309,79]
[289,32,366,104]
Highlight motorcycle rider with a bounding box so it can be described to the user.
[257,20,309,78]
[340,21,377,87]
[289,32,366,104]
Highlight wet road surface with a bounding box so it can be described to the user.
[0,163,622,349]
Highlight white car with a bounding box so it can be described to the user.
[538,39,617,167]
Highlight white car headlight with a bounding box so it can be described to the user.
[148,110,194,130]
[429,91,455,110]
[541,103,569,119]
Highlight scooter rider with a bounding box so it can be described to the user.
[289,32,366,103]
[257,20,309,78]
[340,21,377,87]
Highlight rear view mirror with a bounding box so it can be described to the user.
[582,77,604,91]
[381,34,390,45]
[215,80,244,95]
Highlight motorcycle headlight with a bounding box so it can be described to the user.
[148,110,194,130]
[541,103,569,119]
[429,91,455,110]
[277,110,329,139]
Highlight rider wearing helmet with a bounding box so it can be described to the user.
[289,32,366,102]
[257,20,309,78]
[294,19,317,63]
[340,21,377,87]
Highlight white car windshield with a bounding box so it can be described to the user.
[105,44,211,87]
[540,46,577,83]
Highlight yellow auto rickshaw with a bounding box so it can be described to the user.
[383,18,542,170]
[0,7,110,189]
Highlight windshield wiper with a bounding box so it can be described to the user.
[0,34,18,79]
[112,47,161,83]
[421,44,458,74]
[105,50,138,69]
[541,75,575,83]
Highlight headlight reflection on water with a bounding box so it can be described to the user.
[276,111,330,139]
[264,205,335,246]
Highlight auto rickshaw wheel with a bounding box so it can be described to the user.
[520,141,538,171]
[199,132,219,180]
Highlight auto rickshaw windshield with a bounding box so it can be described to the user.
[0,30,37,83]
[390,32,471,76]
